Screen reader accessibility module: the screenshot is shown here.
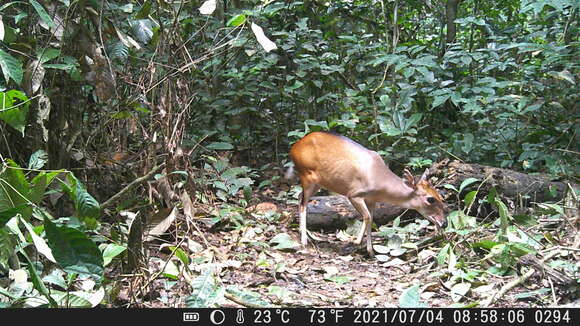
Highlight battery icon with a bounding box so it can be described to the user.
[183,312,200,322]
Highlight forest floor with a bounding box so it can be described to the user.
[121,193,578,308]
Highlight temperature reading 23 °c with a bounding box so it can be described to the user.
[253,309,291,324]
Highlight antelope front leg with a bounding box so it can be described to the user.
[349,197,374,257]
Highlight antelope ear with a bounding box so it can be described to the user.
[419,168,429,182]
[403,169,416,189]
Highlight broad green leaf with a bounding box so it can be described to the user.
[60,174,101,219]
[44,216,104,281]
[0,47,23,84]
[221,167,248,179]
[206,142,234,150]
[513,214,538,226]
[471,240,500,251]
[437,243,450,266]
[432,94,450,108]
[548,70,575,84]
[38,48,61,64]
[20,216,56,263]
[28,150,48,170]
[131,19,153,44]
[494,198,510,242]
[72,287,105,307]
[0,160,32,216]
[450,283,471,302]
[269,232,300,250]
[20,248,58,307]
[0,90,30,134]
[464,190,478,208]
[227,14,246,27]
[169,246,189,265]
[135,0,152,19]
[42,63,76,70]
[443,184,459,192]
[225,286,270,307]
[29,0,56,28]
[399,284,429,308]
[406,113,423,129]
[186,268,225,307]
[29,171,61,205]
[42,270,66,289]
[0,205,28,227]
[514,288,550,299]
[162,259,179,279]
[53,291,92,307]
[102,243,127,266]
[324,275,352,284]
[459,178,479,194]
[536,203,565,215]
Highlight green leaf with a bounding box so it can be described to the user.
[42,63,76,70]
[225,286,270,307]
[269,232,300,250]
[22,251,58,307]
[29,171,60,205]
[206,142,234,150]
[406,113,423,130]
[60,174,101,219]
[437,243,450,266]
[29,0,56,28]
[0,90,30,135]
[443,184,459,193]
[227,14,246,27]
[432,94,450,108]
[0,160,32,216]
[459,178,479,194]
[514,288,550,299]
[0,205,28,227]
[131,19,153,44]
[548,70,575,84]
[463,190,478,208]
[28,150,48,169]
[186,268,224,307]
[38,48,61,64]
[471,240,500,251]
[135,0,152,19]
[324,275,352,284]
[399,284,429,308]
[0,47,23,85]
[21,216,56,263]
[44,215,104,281]
[102,243,127,266]
[170,246,190,265]
[450,283,471,302]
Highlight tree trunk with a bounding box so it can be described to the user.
[444,0,461,50]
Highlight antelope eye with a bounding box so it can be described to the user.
[427,197,436,204]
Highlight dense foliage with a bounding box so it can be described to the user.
[0,0,577,307]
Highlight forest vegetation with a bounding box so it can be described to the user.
[0,0,578,308]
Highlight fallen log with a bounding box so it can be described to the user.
[430,159,573,203]
[304,195,407,228]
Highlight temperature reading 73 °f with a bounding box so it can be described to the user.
[309,309,345,324]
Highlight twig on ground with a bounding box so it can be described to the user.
[101,163,166,209]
